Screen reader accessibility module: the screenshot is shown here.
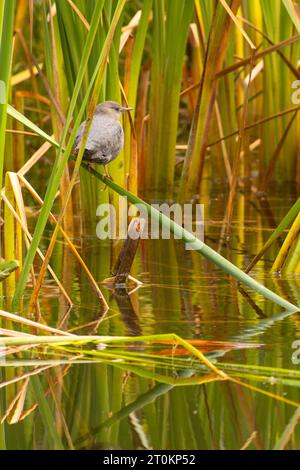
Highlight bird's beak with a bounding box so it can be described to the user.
[121,106,134,112]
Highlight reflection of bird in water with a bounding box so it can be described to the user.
[74,101,133,178]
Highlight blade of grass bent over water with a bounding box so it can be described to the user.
[83,163,299,313]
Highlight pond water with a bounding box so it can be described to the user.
[1,179,300,450]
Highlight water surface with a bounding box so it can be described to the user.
[1,181,300,450]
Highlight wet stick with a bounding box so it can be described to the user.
[112,218,145,286]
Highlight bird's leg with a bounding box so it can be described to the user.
[86,162,93,173]
[104,165,113,181]
[99,165,111,192]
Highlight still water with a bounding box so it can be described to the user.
[1,181,300,450]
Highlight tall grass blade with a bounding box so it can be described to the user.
[282,0,300,33]
[30,374,64,450]
[0,0,16,192]
[11,1,106,308]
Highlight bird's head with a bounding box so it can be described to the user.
[95,101,133,120]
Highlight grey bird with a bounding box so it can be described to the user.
[74,101,133,178]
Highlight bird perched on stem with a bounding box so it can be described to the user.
[74,101,133,178]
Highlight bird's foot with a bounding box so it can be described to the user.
[100,178,109,191]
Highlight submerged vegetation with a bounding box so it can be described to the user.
[0,0,300,450]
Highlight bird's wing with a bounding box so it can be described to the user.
[74,119,98,154]
[86,117,123,157]
[74,116,123,157]
[74,121,90,153]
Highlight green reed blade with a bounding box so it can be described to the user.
[245,197,300,272]
[0,0,15,193]
[282,0,300,33]
[11,0,106,308]
[145,0,194,197]
[178,0,241,201]
[30,374,64,450]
